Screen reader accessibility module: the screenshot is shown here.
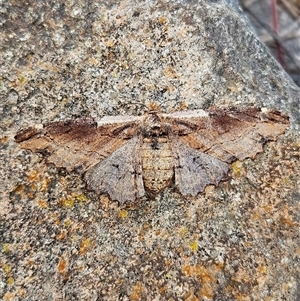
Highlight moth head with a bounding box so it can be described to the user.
[142,112,169,137]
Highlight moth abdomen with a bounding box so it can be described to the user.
[141,137,174,194]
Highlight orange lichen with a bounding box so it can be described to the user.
[257,265,268,275]
[184,290,200,301]
[183,265,215,284]
[57,257,67,275]
[27,170,39,181]
[159,285,168,294]
[198,284,214,299]
[129,282,146,301]
[165,259,173,267]
[183,264,216,299]
[148,102,160,111]
[37,199,48,208]
[3,292,15,301]
[12,184,26,198]
[158,16,168,24]
[231,268,251,283]
[56,230,67,241]
[278,215,295,227]
[0,136,8,144]
[40,177,51,191]
[179,101,188,111]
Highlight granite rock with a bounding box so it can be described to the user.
[0,0,299,300]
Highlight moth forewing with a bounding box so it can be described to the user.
[15,106,289,203]
[95,114,143,126]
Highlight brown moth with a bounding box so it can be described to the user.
[15,106,289,203]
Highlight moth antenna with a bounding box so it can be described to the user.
[127,102,149,110]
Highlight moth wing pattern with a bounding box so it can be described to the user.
[171,137,229,196]
[15,116,141,173]
[84,136,145,203]
[15,106,289,202]
[167,107,289,163]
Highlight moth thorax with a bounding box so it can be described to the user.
[141,137,174,194]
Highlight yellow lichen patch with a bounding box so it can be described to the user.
[64,219,72,227]
[76,194,89,205]
[129,282,146,301]
[37,199,48,209]
[79,238,91,255]
[231,161,244,177]
[57,257,67,275]
[179,227,189,237]
[61,198,75,208]
[3,243,10,253]
[189,241,198,252]
[7,277,14,286]
[118,209,129,218]
[3,264,11,274]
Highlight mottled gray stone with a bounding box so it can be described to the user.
[0,1,299,301]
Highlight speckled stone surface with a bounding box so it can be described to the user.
[0,1,299,300]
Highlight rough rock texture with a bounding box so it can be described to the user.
[0,0,299,300]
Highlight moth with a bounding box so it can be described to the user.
[15,105,289,203]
